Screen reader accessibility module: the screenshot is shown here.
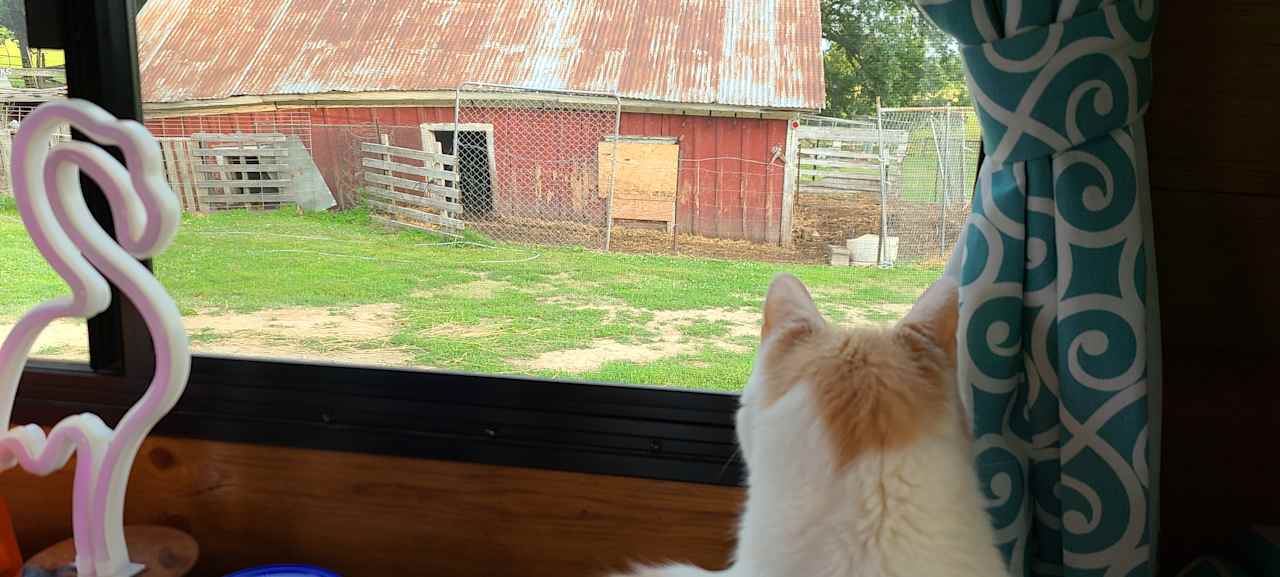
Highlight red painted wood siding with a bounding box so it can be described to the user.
[146,107,788,243]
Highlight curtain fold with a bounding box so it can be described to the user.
[913,1,1160,576]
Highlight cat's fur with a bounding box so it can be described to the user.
[612,274,1004,577]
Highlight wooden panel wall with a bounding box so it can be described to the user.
[4,436,742,577]
[1149,0,1280,571]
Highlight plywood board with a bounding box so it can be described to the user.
[615,198,676,222]
[598,141,679,223]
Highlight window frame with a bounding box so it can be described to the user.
[16,0,745,487]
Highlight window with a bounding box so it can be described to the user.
[10,0,974,485]
[0,21,82,363]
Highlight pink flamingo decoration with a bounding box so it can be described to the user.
[0,99,189,577]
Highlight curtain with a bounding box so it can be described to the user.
[916,1,1161,576]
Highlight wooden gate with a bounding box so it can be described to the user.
[794,124,910,197]
[360,139,464,236]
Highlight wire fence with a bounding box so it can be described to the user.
[791,106,978,268]
[0,102,68,198]
[879,106,978,264]
[453,83,622,250]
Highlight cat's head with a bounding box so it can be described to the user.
[736,273,962,475]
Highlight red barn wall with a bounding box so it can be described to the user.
[146,106,789,244]
[618,113,788,243]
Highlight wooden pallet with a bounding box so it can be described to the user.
[191,133,294,211]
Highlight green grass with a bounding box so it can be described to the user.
[1,202,943,391]
[896,116,982,203]
[542,347,757,393]
[189,328,222,344]
[680,319,731,339]
[0,196,73,317]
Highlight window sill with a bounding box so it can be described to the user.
[17,356,745,486]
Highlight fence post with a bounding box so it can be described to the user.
[379,133,391,174]
[875,97,888,267]
[603,95,621,252]
[941,104,951,255]
[780,114,799,248]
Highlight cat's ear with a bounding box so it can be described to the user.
[899,276,959,358]
[762,273,822,341]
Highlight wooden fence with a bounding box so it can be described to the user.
[794,124,910,196]
[360,137,464,236]
[0,129,71,198]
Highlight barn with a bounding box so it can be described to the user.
[135,0,825,246]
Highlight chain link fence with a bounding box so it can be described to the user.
[453,83,621,250]
[791,107,978,268]
[878,106,979,265]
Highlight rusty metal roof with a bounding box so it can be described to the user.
[137,0,824,111]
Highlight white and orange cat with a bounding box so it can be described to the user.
[613,273,1005,577]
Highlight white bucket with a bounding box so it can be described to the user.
[848,234,899,266]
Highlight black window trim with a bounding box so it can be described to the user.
[16,0,746,487]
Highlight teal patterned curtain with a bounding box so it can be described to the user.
[912,1,1161,576]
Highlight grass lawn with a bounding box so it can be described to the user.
[0,198,943,392]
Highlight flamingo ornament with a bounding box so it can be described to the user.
[0,99,190,577]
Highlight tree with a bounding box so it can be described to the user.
[821,0,968,117]
[0,0,28,69]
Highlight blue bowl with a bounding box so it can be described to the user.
[224,565,341,577]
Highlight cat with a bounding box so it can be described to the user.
[612,273,1005,577]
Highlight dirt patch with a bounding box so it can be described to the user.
[0,318,92,361]
[651,308,760,339]
[521,272,581,293]
[791,192,883,263]
[516,295,920,374]
[537,294,633,324]
[468,216,608,250]
[419,321,504,339]
[522,340,686,373]
[185,304,396,338]
[788,192,970,265]
[462,199,965,265]
[184,303,414,366]
[518,305,760,373]
[609,227,816,263]
[469,214,821,264]
[3,304,414,365]
[427,278,514,300]
[825,302,914,326]
[886,197,971,262]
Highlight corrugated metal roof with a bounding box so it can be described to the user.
[136,0,824,110]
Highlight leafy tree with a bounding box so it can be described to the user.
[821,0,968,117]
[0,0,28,69]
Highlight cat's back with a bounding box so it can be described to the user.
[853,415,1007,577]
